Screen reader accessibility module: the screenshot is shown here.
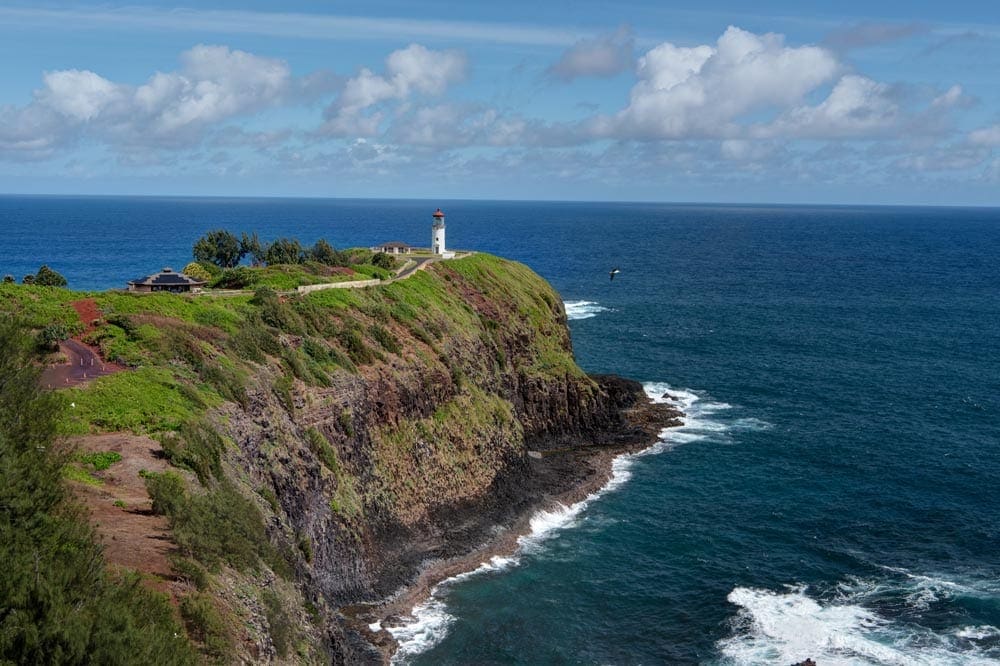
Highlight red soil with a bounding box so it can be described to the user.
[71,433,190,598]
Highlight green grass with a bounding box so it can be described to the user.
[62,463,103,486]
[0,284,84,330]
[96,292,248,335]
[63,367,214,433]
[78,450,122,470]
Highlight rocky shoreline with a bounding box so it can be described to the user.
[347,379,683,663]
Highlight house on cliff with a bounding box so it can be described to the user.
[127,267,206,293]
[372,241,412,255]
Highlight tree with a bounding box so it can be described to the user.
[371,252,395,270]
[310,239,339,266]
[240,232,265,266]
[193,230,244,268]
[264,238,303,266]
[182,262,213,282]
[33,265,67,287]
[0,320,197,664]
[21,274,34,285]
[2,275,14,284]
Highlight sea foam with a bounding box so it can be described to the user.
[564,300,610,320]
[716,571,1000,665]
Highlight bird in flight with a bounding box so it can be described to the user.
[609,268,620,281]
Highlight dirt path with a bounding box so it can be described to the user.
[70,433,188,595]
[40,298,124,388]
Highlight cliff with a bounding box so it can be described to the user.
[1,254,679,663]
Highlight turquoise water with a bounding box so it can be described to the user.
[2,198,999,664]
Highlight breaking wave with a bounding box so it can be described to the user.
[564,300,610,320]
[716,569,1000,665]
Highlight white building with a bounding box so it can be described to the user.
[432,208,455,258]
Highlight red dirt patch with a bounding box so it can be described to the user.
[70,433,192,598]
[70,298,102,335]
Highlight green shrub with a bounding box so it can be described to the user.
[262,590,294,658]
[38,323,69,351]
[370,324,400,354]
[371,251,395,270]
[265,238,304,265]
[171,555,209,591]
[159,420,227,485]
[212,266,256,289]
[182,261,213,282]
[179,593,230,659]
[78,450,122,470]
[145,473,279,573]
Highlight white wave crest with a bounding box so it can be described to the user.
[564,300,610,320]
[717,578,1000,666]
[387,597,455,661]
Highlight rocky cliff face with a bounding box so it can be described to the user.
[196,257,679,662]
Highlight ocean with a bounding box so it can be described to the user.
[2,196,999,664]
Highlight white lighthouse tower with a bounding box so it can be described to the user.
[431,208,453,257]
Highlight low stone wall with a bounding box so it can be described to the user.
[296,279,381,294]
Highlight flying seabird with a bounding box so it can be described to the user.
[609,268,620,281]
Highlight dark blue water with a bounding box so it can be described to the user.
[3,196,999,664]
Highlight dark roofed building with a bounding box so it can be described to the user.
[373,241,413,255]
[127,267,207,293]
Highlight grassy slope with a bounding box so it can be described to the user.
[2,253,590,661]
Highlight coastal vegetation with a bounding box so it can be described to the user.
[0,252,632,662]
[0,319,196,663]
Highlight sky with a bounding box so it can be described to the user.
[1,1,999,205]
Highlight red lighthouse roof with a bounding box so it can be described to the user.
[432,208,445,218]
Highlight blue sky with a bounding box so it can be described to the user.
[1,1,999,204]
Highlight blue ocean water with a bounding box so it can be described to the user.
[2,196,999,664]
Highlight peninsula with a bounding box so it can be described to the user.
[2,249,679,663]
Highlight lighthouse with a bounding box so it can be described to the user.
[431,208,447,256]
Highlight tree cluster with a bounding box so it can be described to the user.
[192,230,351,268]
[12,265,67,287]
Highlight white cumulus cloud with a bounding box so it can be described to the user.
[591,26,841,140]
[0,44,303,159]
[322,44,467,137]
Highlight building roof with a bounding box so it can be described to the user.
[128,267,207,287]
[377,241,411,249]
[432,208,445,218]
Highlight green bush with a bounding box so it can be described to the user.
[370,324,401,354]
[78,450,122,471]
[262,590,294,658]
[159,420,227,485]
[171,555,209,591]
[144,473,279,573]
[182,261,213,282]
[212,266,256,290]
[371,251,395,270]
[38,323,70,351]
[265,238,304,266]
[179,593,230,659]
[34,265,67,287]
